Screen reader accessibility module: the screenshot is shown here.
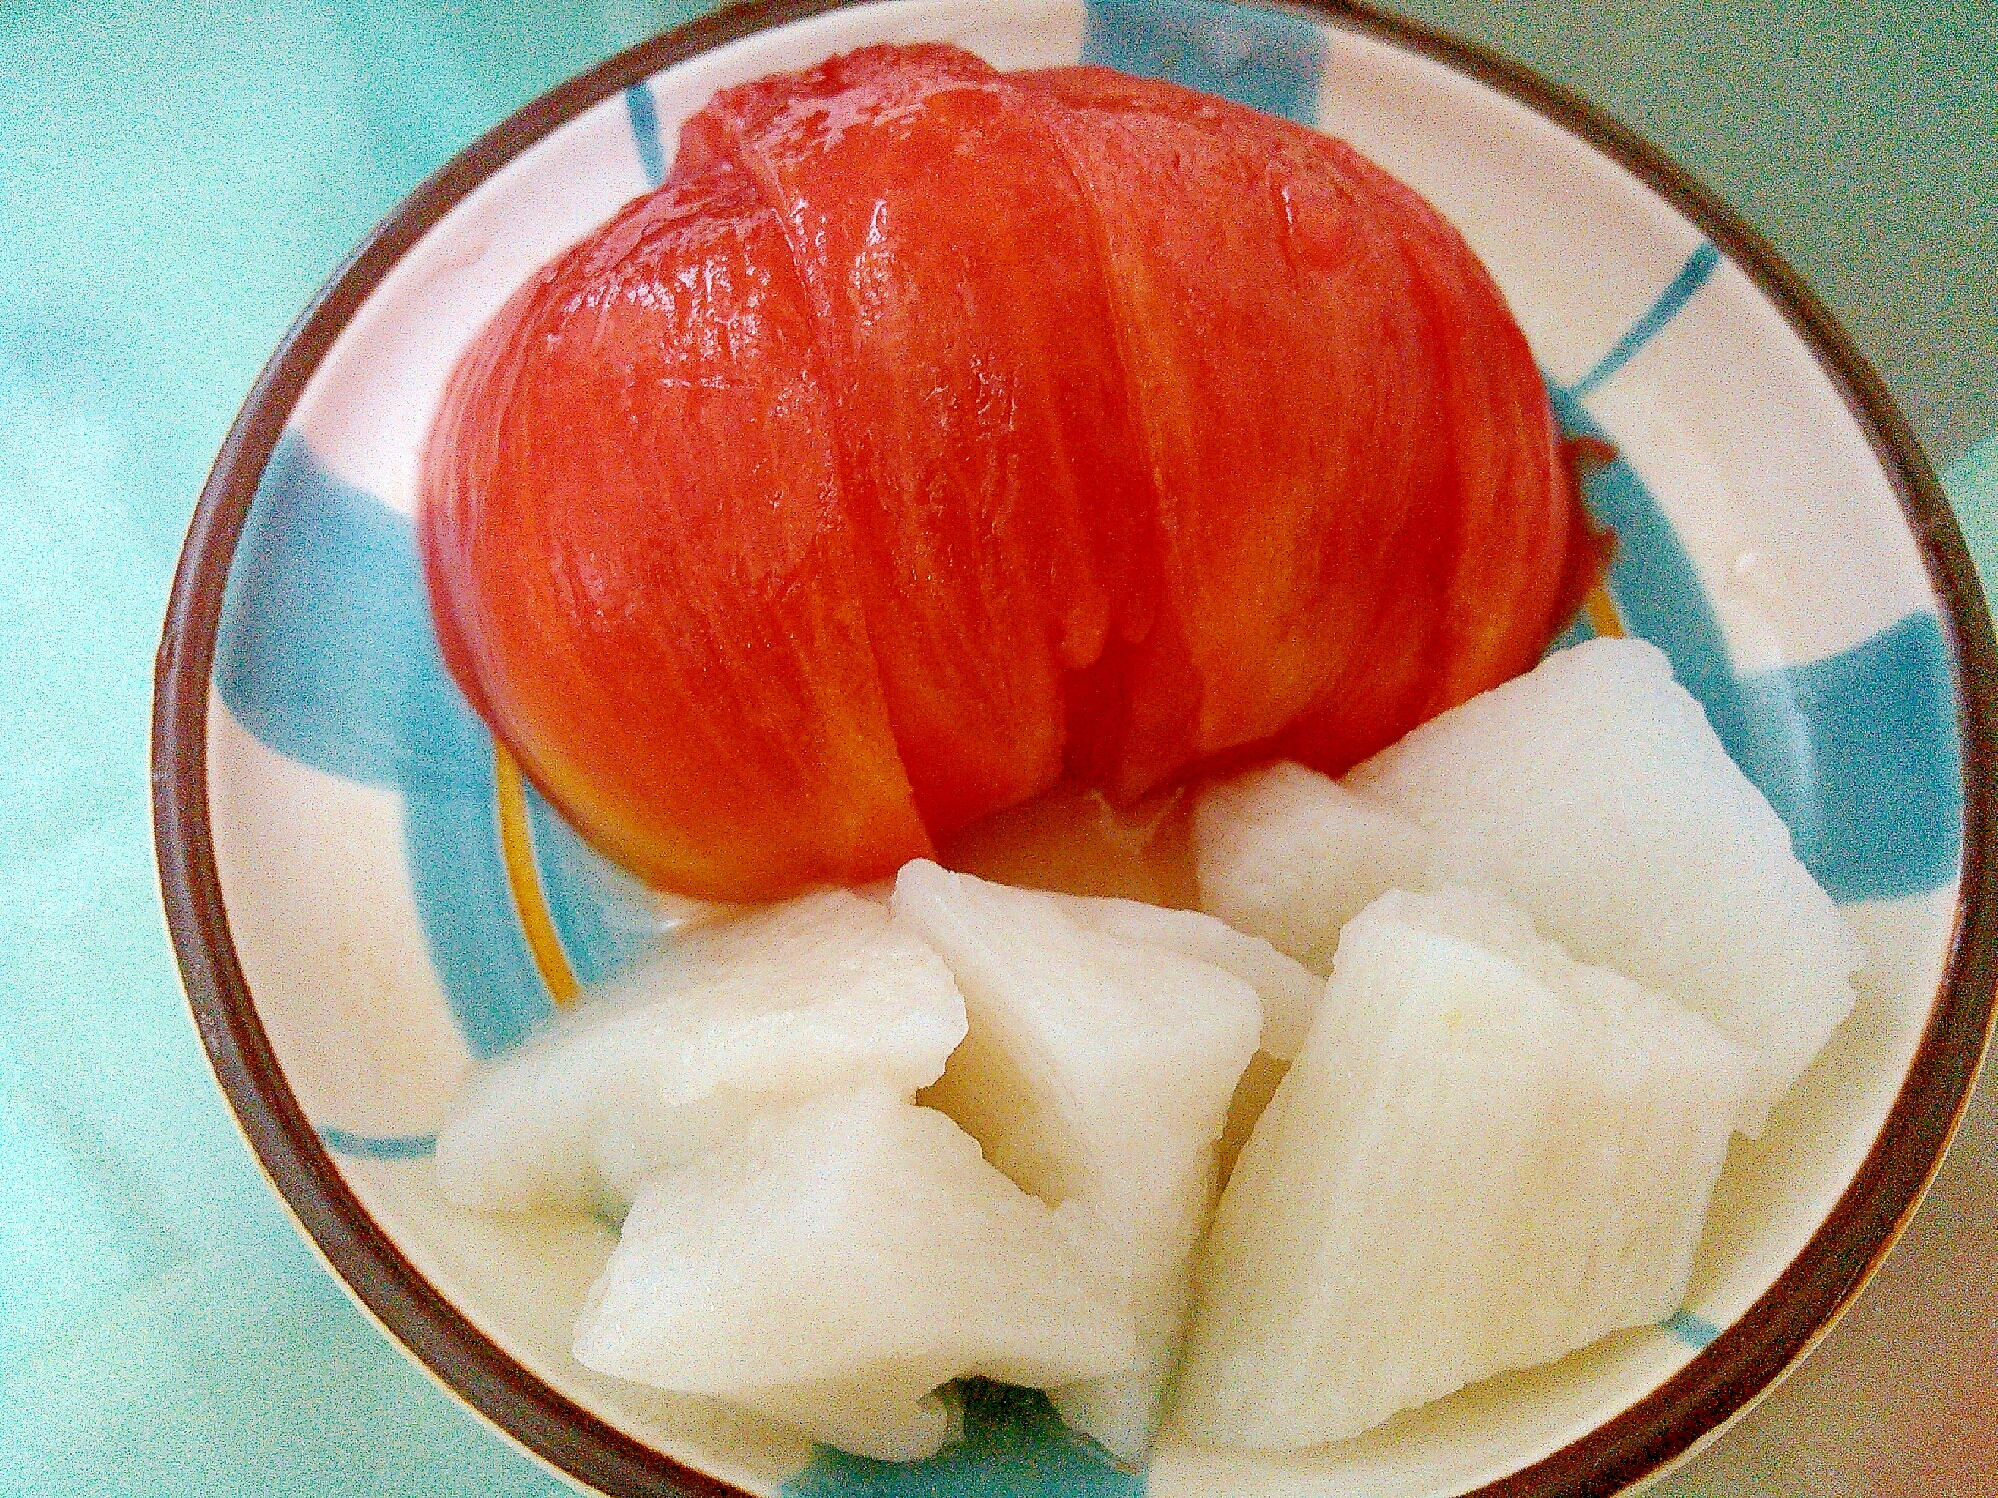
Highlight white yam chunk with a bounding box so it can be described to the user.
[1052,893,1324,1060]
[1349,636,1860,1133]
[1175,887,1750,1450]
[435,890,965,1214]
[1053,893,1325,1189]
[573,1091,1132,1462]
[1192,760,1434,974]
[892,861,1262,1464]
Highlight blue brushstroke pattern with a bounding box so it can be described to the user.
[405,764,552,1058]
[1552,386,1758,731]
[216,434,554,1061]
[1735,614,1963,899]
[782,1381,1142,1498]
[624,83,666,188]
[1662,1310,1720,1349]
[1565,243,1720,402]
[1551,388,1963,900]
[1082,0,1326,124]
[319,1128,438,1161]
[215,434,485,792]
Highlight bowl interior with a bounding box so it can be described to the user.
[181,1,1975,1495]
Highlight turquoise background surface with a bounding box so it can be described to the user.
[0,2,1991,1496]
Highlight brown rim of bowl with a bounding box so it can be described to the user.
[153,0,1998,1493]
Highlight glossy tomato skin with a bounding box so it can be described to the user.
[1021,67,1458,796]
[680,45,1157,840]
[420,159,931,902]
[421,44,1596,902]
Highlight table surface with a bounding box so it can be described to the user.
[2,2,1992,1495]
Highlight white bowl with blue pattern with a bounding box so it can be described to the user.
[153,0,1997,1494]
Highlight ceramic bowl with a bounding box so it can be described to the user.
[153,0,1997,1493]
